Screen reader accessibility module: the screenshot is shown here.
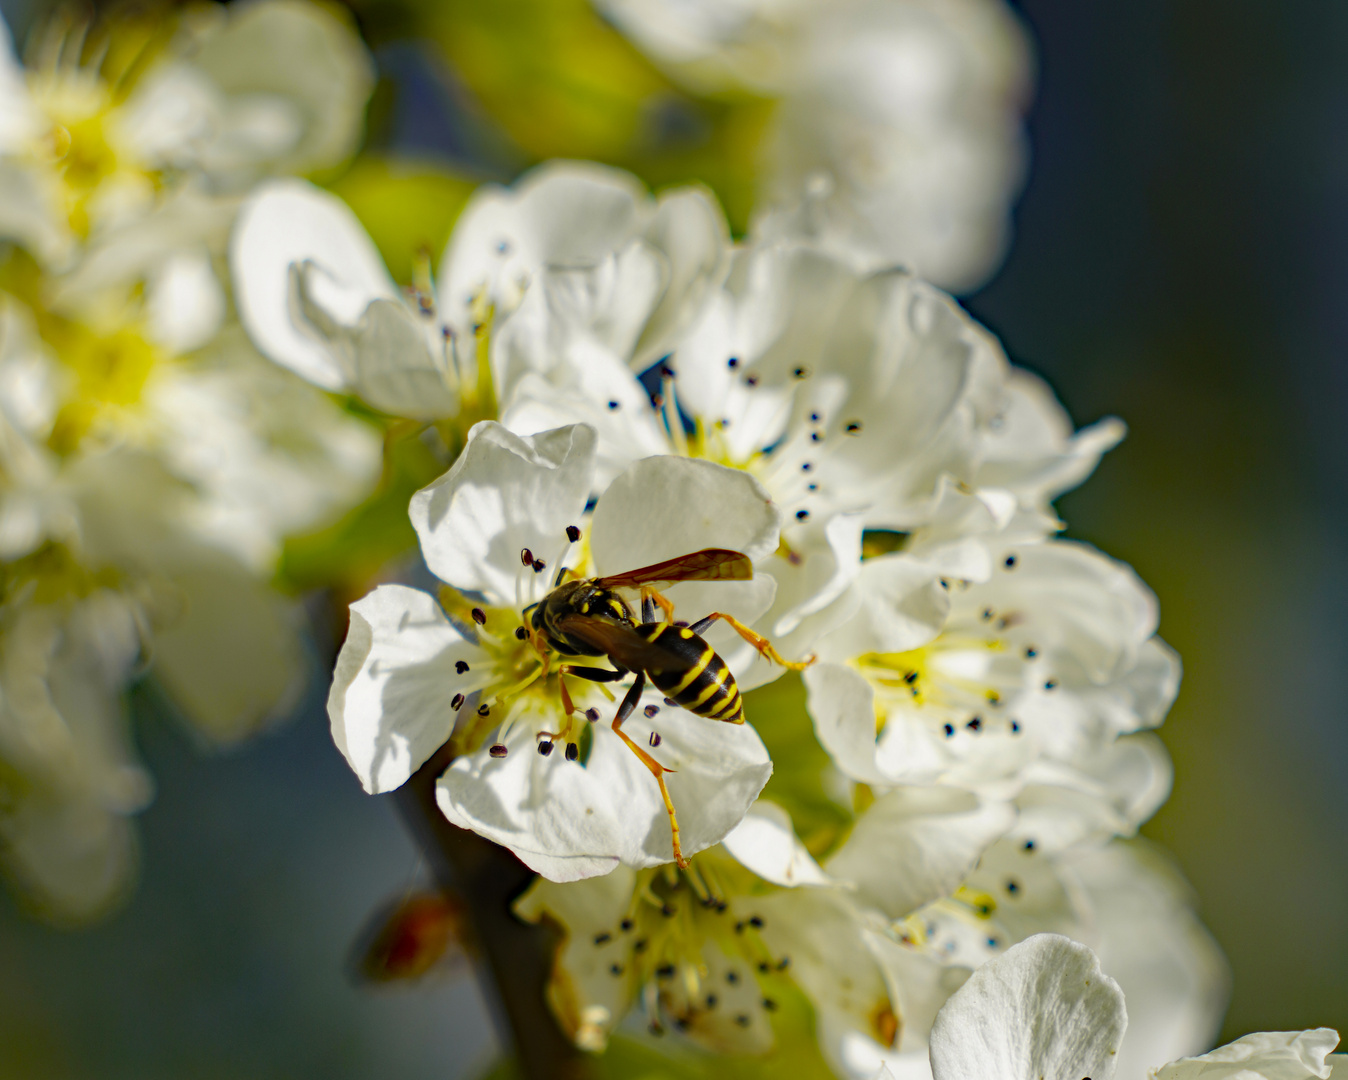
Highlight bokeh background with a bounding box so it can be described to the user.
[0,0,1345,1075]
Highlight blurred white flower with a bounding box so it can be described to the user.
[0,0,372,263]
[328,422,787,880]
[596,0,1033,291]
[925,932,1340,1080]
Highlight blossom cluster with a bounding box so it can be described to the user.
[0,1,381,921]
[226,157,1331,1078]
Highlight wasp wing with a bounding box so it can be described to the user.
[593,548,752,592]
[555,614,702,675]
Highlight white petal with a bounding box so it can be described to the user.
[151,556,306,746]
[804,661,890,784]
[816,553,948,660]
[590,455,780,572]
[296,289,453,419]
[328,585,481,795]
[825,787,1014,919]
[1069,842,1230,1079]
[231,179,395,390]
[145,248,226,353]
[436,693,771,880]
[929,934,1128,1080]
[411,422,596,605]
[722,799,830,886]
[1152,1031,1341,1080]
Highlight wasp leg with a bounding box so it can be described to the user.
[687,612,813,670]
[557,664,625,715]
[641,587,676,625]
[608,671,686,869]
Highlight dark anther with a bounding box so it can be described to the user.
[987,937,1000,948]
[762,998,778,1012]
[607,400,620,410]
[809,411,820,422]
[471,608,486,626]
[1044,679,1059,691]
[451,693,465,710]
[661,903,676,918]
[566,524,582,543]
[810,431,822,442]
[844,421,863,434]
[808,483,818,491]
[727,357,740,369]
[745,375,759,388]
[656,963,675,979]
[726,971,740,984]
[801,461,813,471]
[477,704,490,717]
[757,962,770,974]
[939,578,950,589]
[610,963,624,976]
[489,744,508,758]
[565,742,579,762]
[705,994,718,1008]
[1004,554,1018,569]
[514,626,528,640]
[537,740,553,757]
[966,717,982,732]
[1010,720,1021,734]
[748,915,764,929]
[903,670,918,685]
[734,1014,750,1027]
[1023,839,1036,852]
[673,1017,690,1032]
[943,723,955,737]
[664,697,678,707]
[776,957,791,971]
[644,704,659,718]
[793,366,810,378]
[585,708,600,722]
[456,660,470,674]
[648,732,662,748]
[660,365,675,379]
[715,900,728,913]
[1005,879,1021,895]
[981,608,994,621]
[795,509,810,520]
[1024,646,1038,659]
[594,932,612,945]
[532,559,546,573]
[734,921,746,934]
[521,548,534,566]
[633,939,648,954]
[620,918,635,931]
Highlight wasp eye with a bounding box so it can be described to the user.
[514,626,527,640]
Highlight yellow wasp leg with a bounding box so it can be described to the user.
[610,672,686,869]
[640,586,677,624]
[693,612,814,670]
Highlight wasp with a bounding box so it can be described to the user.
[524,546,810,868]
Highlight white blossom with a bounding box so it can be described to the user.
[329,422,792,879]
[595,0,1033,291]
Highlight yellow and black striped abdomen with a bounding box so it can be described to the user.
[636,623,744,725]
